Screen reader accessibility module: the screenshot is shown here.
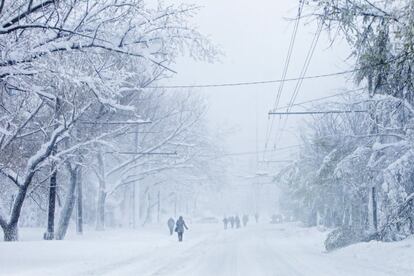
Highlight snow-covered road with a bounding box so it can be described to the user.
[109,224,412,276]
[1,223,413,276]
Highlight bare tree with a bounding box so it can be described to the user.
[0,0,216,241]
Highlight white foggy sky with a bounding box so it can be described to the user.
[168,0,354,175]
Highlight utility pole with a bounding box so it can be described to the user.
[132,125,139,229]
[157,191,161,223]
[174,193,177,218]
[76,164,83,234]
[368,84,379,232]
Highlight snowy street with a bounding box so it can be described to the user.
[2,1,414,275]
[1,223,413,276]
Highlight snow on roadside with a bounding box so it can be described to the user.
[1,223,414,276]
[291,223,414,275]
[0,225,215,276]
[329,236,414,275]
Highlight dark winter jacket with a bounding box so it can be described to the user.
[167,218,175,229]
[175,217,188,233]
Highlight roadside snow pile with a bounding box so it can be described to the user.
[325,226,366,251]
[0,225,216,276]
[1,224,414,276]
[329,236,414,274]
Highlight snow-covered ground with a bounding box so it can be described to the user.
[1,223,413,276]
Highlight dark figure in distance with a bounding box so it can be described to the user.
[175,216,189,242]
[167,217,175,235]
[242,214,249,227]
[235,215,241,228]
[229,216,235,228]
[223,217,229,230]
[254,213,259,223]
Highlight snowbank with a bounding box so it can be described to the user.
[0,223,413,276]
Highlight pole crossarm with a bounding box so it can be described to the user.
[268,110,368,116]
[258,160,293,163]
[105,151,178,156]
[79,121,152,125]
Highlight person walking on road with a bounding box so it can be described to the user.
[242,214,249,227]
[175,216,189,242]
[223,217,229,230]
[167,217,175,235]
[235,215,241,228]
[229,216,235,228]
[254,213,259,223]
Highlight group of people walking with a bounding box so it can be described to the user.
[166,213,260,242]
[167,216,189,242]
[223,214,254,229]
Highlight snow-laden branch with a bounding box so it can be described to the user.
[0,101,44,151]
[107,163,193,196]
[106,118,188,177]
[0,167,21,187]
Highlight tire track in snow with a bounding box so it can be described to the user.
[154,226,306,276]
[147,230,227,276]
[80,230,218,276]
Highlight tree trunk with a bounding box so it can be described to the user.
[142,193,152,226]
[96,150,106,231]
[55,166,78,240]
[372,187,378,231]
[44,166,57,240]
[9,195,14,214]
[96,190,106,231]
[139,186,145,221]
[3,171,36,241]
[3,224,18,241]
[45,98,60,240]
[76,167,83,234]
[121,186,129,227]
[132,182,136,228]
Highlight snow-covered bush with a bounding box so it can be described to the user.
[325,226,366,251]
[276,0,414,249]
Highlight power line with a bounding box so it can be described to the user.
[269,110,368,116]
[144,55,408,91]
[145,44,409,91]
[273,23,322,151]
[148,69,357,90]
[264,0,305,161]
[205,144,301,159]
[272,87,366,111]
[288,23,323,111]
[273,0,304,110]
[267,40,409,154]
[269,78,366,151]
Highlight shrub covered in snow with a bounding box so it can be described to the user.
[325,227,366,251]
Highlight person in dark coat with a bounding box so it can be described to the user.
[254,213,259,223]
[223,217,229,230]
[229,216,235,228]
[167,217,175,235]
[235,215,241,228]
[175,216,189,242]
[242,214,249,227]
